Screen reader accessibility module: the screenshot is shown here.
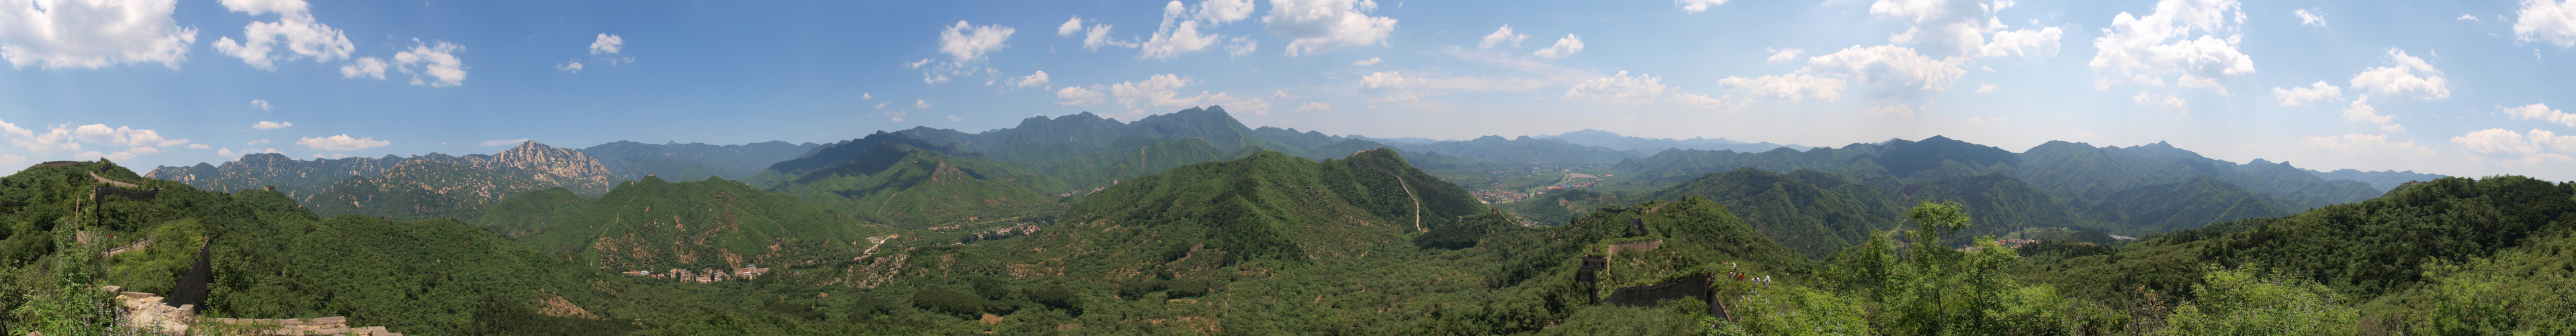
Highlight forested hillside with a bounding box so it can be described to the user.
[580,140,820,182]
[472,176,891,272]
[744,133,1065,228]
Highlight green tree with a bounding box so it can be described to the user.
[2155,266,2358,336]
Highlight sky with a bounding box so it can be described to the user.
[1,0,2573,181]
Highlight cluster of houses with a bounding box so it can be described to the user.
[619,265,772,283]
[954,222,1043,244]
[1471,190,1531,204]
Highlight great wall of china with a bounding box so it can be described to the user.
[85,286,404,335]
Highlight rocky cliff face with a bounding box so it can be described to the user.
[484,141,617,195]
[306,160,560,221]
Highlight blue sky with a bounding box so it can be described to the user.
[3,0,2573,181]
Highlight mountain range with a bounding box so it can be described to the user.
[33,106,2543,335]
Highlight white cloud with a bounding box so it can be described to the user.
[392,40,467,87]
[252,121,294,130]
[556,59,584,73]
[1056,86,1106,106]
[1013,71,1051,89]
[2271,81,2344,106]
[2132,90,2188,112]
[1141,1,1223,60]
[1478,25,1526,49]
[2452,128,2576,166]
[1531,34,1584,58]
[1059,16,1087,36]
[1059,73,1274,115]
[885,110,907,122]
[2341,95,2403,132]
[2294,9,2327,27]
[939,21,1015,62]
[1,119,79,154]
[1765,48,1804,65]
[1354,71,1552,102]
[247,139,271,145]
[1677,0,1729,13]
[1200,0,1257,24]
[1801,45,1968,96]
[67,124,187,147]
[2518,0,2576,47]
[1869,0,2063,58]
[339,56,387,79]
[1564,72,1673,104]
[0,154,19,167]
[0,0,199,69]
[1227,36,1258,56]
[296,134,390,151]
[1361,71,1424,101]
[210,0,354,70]
[1976,83,1997,93]
[2090,0,2254,93]
[915,99,934,109]
[1718,74,1847,102]
[1264,0,1399,56]
[1564,71,1728,108]
[873,101,891,109]
[862,93,873,99]
[1081,23,1136,51]
[1292,101,1332,114]
[1865,104,1918,118]
[1351,56,1382,65]
[185,143,208,149]
[2460,14,2483,22]
[590,34,624,54]
[2504,103,2576,128]
[2348,48,2449,101]
[251,99,273,110]
[310,153,348,159]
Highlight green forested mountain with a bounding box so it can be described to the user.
[1597,136,2416,242]
[2027,175,2576,302]
[580,140,821,182]
[471,176,891,271]
[744,134,1064,228]
[1026,148,1482,268]
[1638,168,1905,259]
[2,161,632,335]
[1905,173,2087,243]
[304,159,559,222]
[2010,175,2576,333]
[2077,175,2293,234]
